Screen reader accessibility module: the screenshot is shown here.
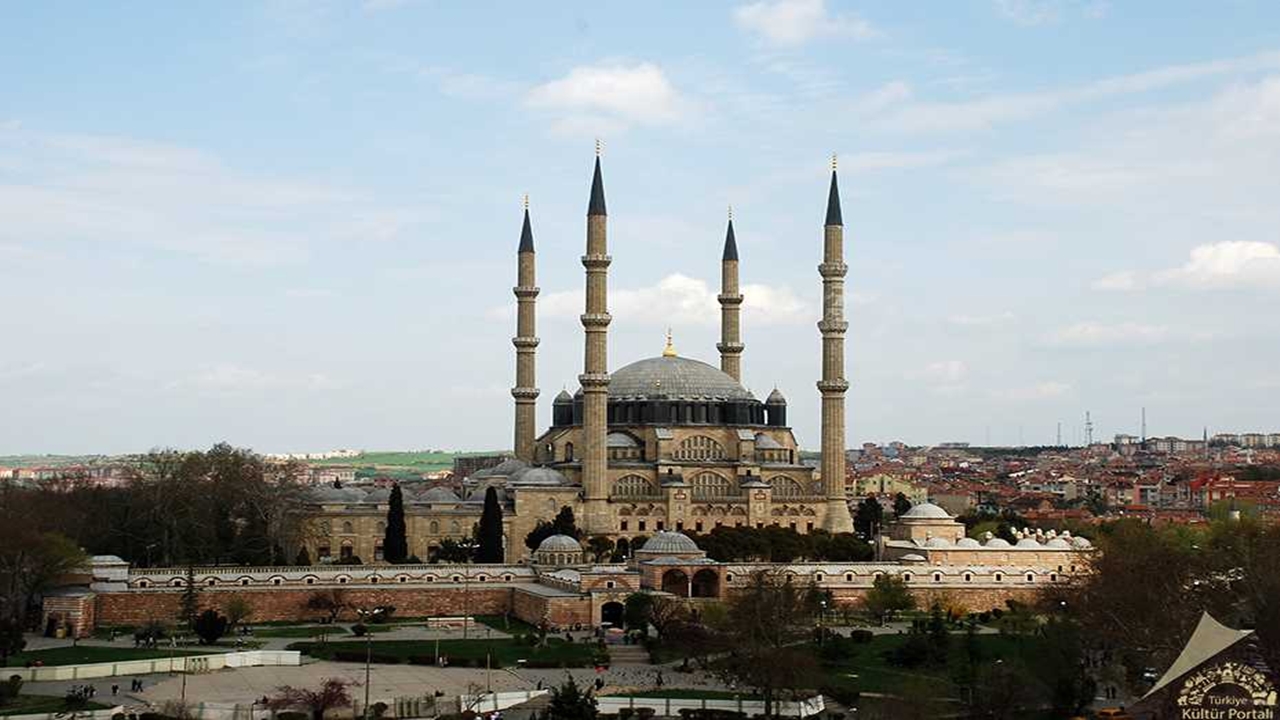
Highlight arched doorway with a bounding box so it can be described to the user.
[691,569,720,598]
[661,569,690,597]
[601,601,624,627]
[615,537,630,560]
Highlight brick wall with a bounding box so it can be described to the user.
[95,587,512,627]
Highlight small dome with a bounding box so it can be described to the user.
[554,390,573,403]
[310,486,366,503]
[754,433,784,450]
[1071,536,1093,549]
[985,538,1012,548]
[607,432,640,448]
[473,458,528,479]
[418,487,461,503]
[639,531,700,554]
[956,537,982,548]
[1045,538,1072,549]
[901,502,951,520]
[510,467,571,486]
[1015,538,1042,549]
[901,553,927,562]
[363,488,391,503]
[924,537,952,548]
[766,388,787,404]
[537,534,582,553]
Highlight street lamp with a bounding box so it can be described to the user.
[355,607,374,720]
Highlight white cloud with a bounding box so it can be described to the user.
[734,0,876,46]
[849,81,912,114]
[993,0,1111,25]
[867,50,1280,134]
[493,273,811,327]
[948,311,1015,327]
[1091,271,1141,292]
[1045,321,1169,347]
[1154,241,1280,289]
[998,381,1072,400]
[526,63,693,133]
[922,360,968,383]
[1094,242,1280,292]
[166,364,337,397]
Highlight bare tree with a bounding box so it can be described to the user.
[266,678,355,720]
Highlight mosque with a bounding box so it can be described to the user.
[300,153,855,563]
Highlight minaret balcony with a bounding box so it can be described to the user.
[817,379,850,393]
[512,336,541,348]
[817,320,849,334]
[511,387,541,399]
[818,261,848,277]
[513,285,541,298]
[578,372,610,389]
[581,254,612,269]
[716,293,744,305]
[716,341,745,353]
[580,313,612,328]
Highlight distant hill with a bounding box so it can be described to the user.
[0,454,111,468]
[309,450,506,474]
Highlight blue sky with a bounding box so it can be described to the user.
[3,0,1279,454]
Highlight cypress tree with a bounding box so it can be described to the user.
[383,484,409,564]
[476,486,505,563]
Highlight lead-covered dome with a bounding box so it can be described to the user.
[638,531,701,555]
[901,502,951,520]
[605,356,756,401]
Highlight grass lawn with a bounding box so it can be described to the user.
[475,614,538,635]
[254,626,342,638]
[287,637,601,668]
[0,696,110,716]
[311,450,502,474]
[815,633,1040,699]
[4,645,223,667]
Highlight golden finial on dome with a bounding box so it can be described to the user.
[662,328,677,357]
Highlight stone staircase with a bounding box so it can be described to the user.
[608,644,651,665]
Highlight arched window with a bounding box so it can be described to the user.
[614,475,659,499]
[429,521,439,534]
[902,572,912,583]
[341,521,354,534]
[691,472,737,500]
[769,476,805,498]
[564,442,574,461]
[675,435,726,461]
[450,521,460,535]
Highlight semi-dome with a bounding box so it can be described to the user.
[638,531,700,554]
[901,502,951,520]
[754,433,783,449]
[472,457,528,479]
[537,534,583,553]
[607,432,640,447]
[605,356,756,401]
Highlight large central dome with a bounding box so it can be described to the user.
[606,355,755,401]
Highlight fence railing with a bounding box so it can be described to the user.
[597,695,826,718]
[1,650,301,682]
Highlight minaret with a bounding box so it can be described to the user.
[717,208,745,382]
[511,196,540,463]
[818,156,855,533]
[580,146,612,534]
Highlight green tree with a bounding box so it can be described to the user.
[193,609,229,645]
[0,616,26,665]
[893,492,912,517]
[224,596,254,631]
[524,505,580,550]
[383,484,409,564]
[179,565,199,629]
[863,574,915,623]
[585,536,614,562]
[853,497,884,540]
[266,679,353,720]
[434,538,475,563]
[544,676,597,720]
[474,487,505,563]
[713,570,822,716]
[623,593,654,633]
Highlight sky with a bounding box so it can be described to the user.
[2,0,1280,455]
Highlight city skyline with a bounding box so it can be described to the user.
[3,1,1280,454]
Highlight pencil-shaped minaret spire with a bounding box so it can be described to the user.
[511,196,540,463]
[818,156,855,533]
[580,148,612,534]
[718,206,744,382]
